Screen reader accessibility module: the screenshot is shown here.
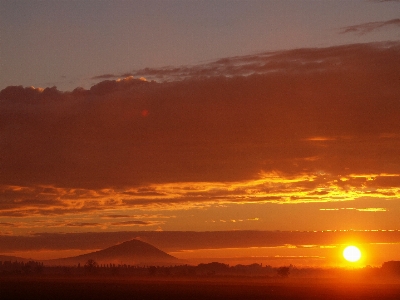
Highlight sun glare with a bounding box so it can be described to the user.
[343,245,361,262]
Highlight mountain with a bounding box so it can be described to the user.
[45,239,182,266]
[0,255,32,263]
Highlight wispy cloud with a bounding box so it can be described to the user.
[65,222,101,227]
[88,42,400,83]
[320,207,387,212]
[109,220,162,227]
[357,208,387,212]
[339,19,400,35]
[100,214,132,219]
[91,74,119,80]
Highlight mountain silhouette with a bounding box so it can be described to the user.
[46,239,182,266]
[0,255,32,263]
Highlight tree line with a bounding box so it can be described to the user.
[1,259,399,278]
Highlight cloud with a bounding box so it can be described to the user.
[0,42,400,221]
[90,73,140,84]
[319,207,387,212]
[0,172,398,221]
[356,208,387,212]
[110,220,157,226]
[101,214,174,220]
[65,222,101,227]
[339,19,400,35]
[0,230,399,253]
[131,41,400,81]
[101,214,131,219]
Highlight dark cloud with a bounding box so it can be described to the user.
[339,19,400,35]
[0,42,399,216]
[110,220,151,226]
[101,214,131,219]
[0,230,399,253]
[132,41,400,81]
[65,222,100,227]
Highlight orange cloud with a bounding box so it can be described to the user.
[0,42,399,232]
[305,137,337,141]
[109,220,156,226]
[0,171,399,221]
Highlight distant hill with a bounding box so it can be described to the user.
[45,239,182,266]
[0,255,33,262]
[0,255,32,263]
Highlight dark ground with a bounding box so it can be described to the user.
[1,276,399,300]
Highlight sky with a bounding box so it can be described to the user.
[1,0,400,267]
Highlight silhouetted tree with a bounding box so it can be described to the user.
[163,267,171,276]
[34,262,44,274]
[84,259,98,273]
[277,266,290,278]
[382,261,400,277]
[148,266,157,276]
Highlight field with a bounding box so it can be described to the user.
[1,276,399,300]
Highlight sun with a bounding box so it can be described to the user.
[343,245,362,262]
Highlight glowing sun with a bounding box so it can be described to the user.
[343,245,361,262]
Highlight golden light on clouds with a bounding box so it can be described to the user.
[1,0,400,271]
[2,171,400,211]
[305,136,337,142]
[320,208,387,212]
[0,42,399,267]
[0,170,398,233]
[0,172,399,215]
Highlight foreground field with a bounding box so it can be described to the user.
[1,276,399,300]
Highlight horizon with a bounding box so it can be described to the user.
[1,0,400,270]
[1,230,400,268]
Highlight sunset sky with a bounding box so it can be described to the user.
[1,0,400,267]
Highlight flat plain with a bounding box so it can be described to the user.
[1,276,399,300]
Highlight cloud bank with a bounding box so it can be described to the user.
[1,42,399,219]
[1,230,399,253]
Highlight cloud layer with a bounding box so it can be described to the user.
[1,42,399,220]
[1,230,400,253]
[340,18,400,35]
